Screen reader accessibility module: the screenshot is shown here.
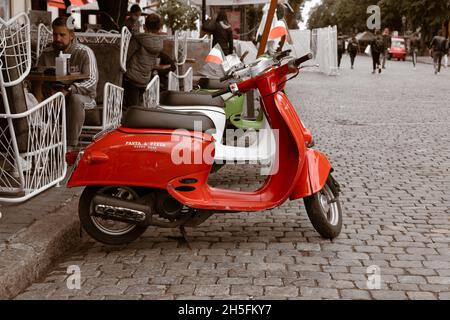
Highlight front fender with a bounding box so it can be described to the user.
[289,149,332,200]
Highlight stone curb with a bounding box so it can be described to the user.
[0,198,81,299]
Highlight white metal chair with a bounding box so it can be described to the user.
[36,23,52,65]
[174,30,188,75]
[168,67,193,92]
[143,75,160,108]
[74,28,130,138]
[0,13,67,203]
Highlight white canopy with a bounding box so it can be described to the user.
[190,0,271,6]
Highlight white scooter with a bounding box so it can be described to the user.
[143,52,293,166]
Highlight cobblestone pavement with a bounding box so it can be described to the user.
[0,182,81,244]
[16,56,450,300]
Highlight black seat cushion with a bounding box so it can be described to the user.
[122,107,215,133]
[160,90,224,108]
[197,77,230,90]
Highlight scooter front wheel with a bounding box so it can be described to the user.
[304,175,343,239]
[79,186,148,245]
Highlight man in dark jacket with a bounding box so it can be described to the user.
[337,32,345,68]
[124,14,164,108]
[381,28,391,69]
[347,34,359,69]
[371,30,384,74]
[202,10,234,56]
[429,30,447,74]
[409,32,420,69]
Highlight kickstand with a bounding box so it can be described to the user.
[168,226,192,250]
[180,226,192,250]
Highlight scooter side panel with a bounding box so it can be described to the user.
[164,91,306,211]
[68,128,214,189]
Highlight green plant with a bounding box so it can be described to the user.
[158,0,201,31]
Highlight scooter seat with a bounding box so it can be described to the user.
[122,107,216,133]
[160,90,225,108]
[197,77,230,90]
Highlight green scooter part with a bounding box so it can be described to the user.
[196,88,263,131]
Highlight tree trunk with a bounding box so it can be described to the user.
[286,1,300,30]
[97,0,128,31]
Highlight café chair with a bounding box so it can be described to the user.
[168,67,193,92]
[143,75,160,109]
[0,13,67,203]
[74,27,131,144]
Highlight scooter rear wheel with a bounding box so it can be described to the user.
[304,175,342,239]
[79,186,148,245]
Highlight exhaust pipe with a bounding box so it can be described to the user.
[91,195,214,229]
[92,195,152,226]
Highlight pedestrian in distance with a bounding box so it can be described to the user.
[444,37,449,68]
[409,32,420,70]
[371,30,384,74]
[429,30,447,75]
[202,10,234,56]
[381,28,391,69]
[347,34,359,69]
[337,32,346,69]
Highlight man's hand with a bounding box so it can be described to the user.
[60,88,70,97]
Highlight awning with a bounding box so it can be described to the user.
[190,0,270,6]
[48,0,90,9]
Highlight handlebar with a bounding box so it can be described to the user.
[213,52,313,98]
[211,86,231,98]
[293,53,313,68]
[274,49,292,60]
[219,74,232,82]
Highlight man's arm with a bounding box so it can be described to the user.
[429,37,436,49]
[70,47,98,99]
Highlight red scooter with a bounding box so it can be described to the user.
[67,53,343,245]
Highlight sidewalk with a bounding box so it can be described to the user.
[0,181,83,299]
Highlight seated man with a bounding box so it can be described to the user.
[38,16,98,149]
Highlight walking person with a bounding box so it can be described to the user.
[381,28,391,69]
[123,14,164,108]
[429,30,447,75]
[444,38,449,68]
[371,30,383,74]
[347,34,359,69]
[202,10,234,56]
[337,32,345,68]
[409,32,420,70]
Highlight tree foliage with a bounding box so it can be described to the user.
[307,0,450,39]
[158,0,201,31]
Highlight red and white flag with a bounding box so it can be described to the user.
[205,44,225,65]
[268,19,288,40]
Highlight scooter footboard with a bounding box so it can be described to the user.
[289,149,332,200]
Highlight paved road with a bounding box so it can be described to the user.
[16,56,450,300]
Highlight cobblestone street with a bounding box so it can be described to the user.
[16,56,450,300]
